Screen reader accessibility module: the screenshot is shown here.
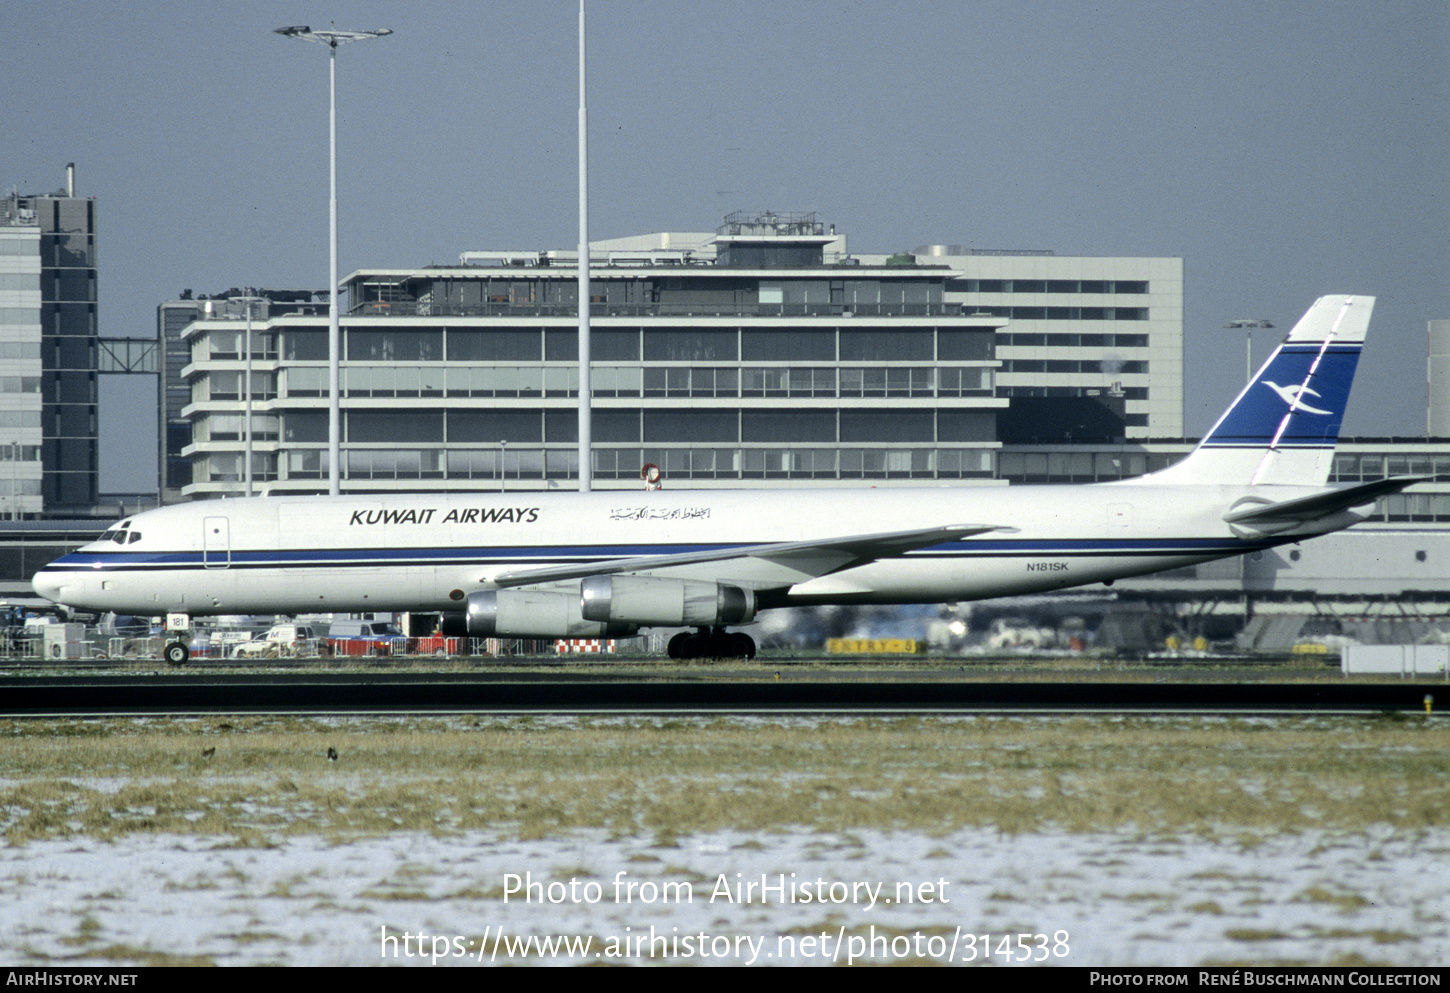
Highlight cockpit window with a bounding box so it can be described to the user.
[127,532,142,543]
[98,519,132,545]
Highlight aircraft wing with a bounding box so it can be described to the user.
[491,523,1006,590]
[1224,477,1426,528]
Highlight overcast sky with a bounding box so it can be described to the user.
[7,0,1447,493]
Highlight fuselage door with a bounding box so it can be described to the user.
[203,516,230,569]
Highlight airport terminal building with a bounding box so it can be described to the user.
[171,214,1182,498]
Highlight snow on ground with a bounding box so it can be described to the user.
[2,825,1447,966]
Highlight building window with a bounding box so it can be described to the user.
[284,412,326,443]
[348,410,444,444]
[447,410,541,444]
[742,409,835,443]
[840,410,933,443]
[449,328,540,361]
[349,328,443,362]
[840,328,931,362]
[741,328,834,361]
[643,328,738,362]
[284,329,328,361]
[643,409,737,443]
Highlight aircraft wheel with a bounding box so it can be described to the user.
[729,632,756,660]
[667,632,690,660]
[164,642,190,666]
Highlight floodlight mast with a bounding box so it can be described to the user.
[1225,318,1276,385]
[577,0,592,492]
[274,26,392,496]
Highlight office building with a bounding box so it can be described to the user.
[178,213,1017,496]
[903,247,1183,440]
[0,195,42,519]
[158,289,327,503]
[1430,319,1450,438]
[0,168,95,516]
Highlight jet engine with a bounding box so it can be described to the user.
[447,589,638,639]
[438,577,756,638]
[579,575,756,627]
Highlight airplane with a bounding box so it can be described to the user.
[32,294,1416,664]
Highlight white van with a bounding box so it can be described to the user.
[234,623,319,658]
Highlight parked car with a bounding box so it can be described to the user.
[327,620,407,656]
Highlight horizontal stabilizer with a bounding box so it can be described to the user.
[1223,477,1425,527]
[492,523,1005,589]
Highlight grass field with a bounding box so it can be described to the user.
[1,712,1446,845]
[2,713,1447,966]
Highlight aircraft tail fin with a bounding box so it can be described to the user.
[1132,295,1373,487]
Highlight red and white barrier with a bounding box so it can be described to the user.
[555,639,617,654]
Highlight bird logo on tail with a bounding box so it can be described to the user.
[1260,381,1332,416]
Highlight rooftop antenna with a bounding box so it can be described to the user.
[576,0,592,492]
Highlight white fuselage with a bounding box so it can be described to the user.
[31,483,1351,620]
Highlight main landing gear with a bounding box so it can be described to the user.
[667,628,756,660]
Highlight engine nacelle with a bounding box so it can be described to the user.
[461,590,637,639]
[579,575,756,627]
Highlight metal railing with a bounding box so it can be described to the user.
[0,634,639,662]
[352,301,957,319]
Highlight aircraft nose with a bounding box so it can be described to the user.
[32,570,64,604]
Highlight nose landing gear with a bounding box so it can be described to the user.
[163,611,191,666]
[666,628,756,660]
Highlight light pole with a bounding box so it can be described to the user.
[275,25,391,496]
[577,0,592,492]
[1225,318,1275,385]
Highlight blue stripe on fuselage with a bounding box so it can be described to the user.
[37,536,1276,574]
